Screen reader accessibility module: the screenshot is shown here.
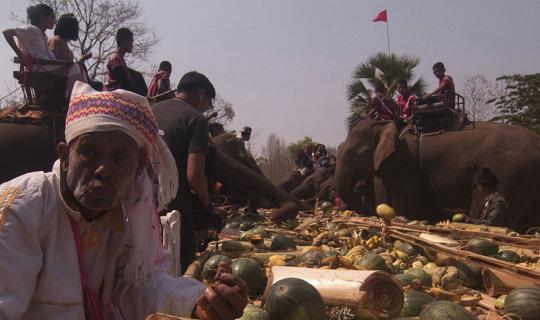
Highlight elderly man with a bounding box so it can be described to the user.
[0,81,247,319]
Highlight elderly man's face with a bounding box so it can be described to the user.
[58,131,144,217]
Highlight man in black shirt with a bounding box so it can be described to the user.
[152,71,215,272]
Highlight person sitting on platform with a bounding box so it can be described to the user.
[104,28,148,96]
[367,83,399,121]
[419,62,455,108]
[48,14,92,95]
[3,4,59,72]
[395,79,416,120]
[148,60,173,100]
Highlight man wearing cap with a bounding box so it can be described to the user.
[469,167,508,226]
[0,81,247,319]
[152,71,215,273]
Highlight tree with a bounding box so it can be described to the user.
[286,136,319,159]
[258,134,295,185]
[206,95,235,126]
[346,52,427,129]
[491,73,540,133]
[21,0,159,80]
[462,75,498,121]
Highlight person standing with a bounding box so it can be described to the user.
[104,27,147,95]
[148,60,173,100]
[152,71,216,273]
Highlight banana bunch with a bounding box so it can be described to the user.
[358,235,383,250]
[345,245,367,262]
[266,254,296,267]
[432,266,463,290]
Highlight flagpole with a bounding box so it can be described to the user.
[386,20,391,54]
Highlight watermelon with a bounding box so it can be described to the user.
[420,300,474,320]
[400,291,436,317]
[270,234,297,252]
[232,258,266,296]
[264,278,326,320]
[504,287,540,320]
[201,255,231,282]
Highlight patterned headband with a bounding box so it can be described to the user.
[66,89,158,147]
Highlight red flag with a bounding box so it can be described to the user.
[372,9,387,23]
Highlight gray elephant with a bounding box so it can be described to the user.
[335,119,540,232]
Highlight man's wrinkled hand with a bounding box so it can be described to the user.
[193,271,248,320]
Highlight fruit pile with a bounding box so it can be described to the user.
[196,203,540,320]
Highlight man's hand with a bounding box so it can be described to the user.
[193,265,248,320]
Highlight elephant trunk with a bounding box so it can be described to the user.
[335,162,369,211]
[214,150,300,222]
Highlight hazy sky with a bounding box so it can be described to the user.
[1,0,539,151]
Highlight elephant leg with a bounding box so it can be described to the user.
[214,150,300,222]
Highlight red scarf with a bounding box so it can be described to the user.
[147,70,170,98]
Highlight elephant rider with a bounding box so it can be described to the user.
[0,81,247,319]
[418,62,455,108]
[367,83,399,121]
[148,60,173,100]
[395,79,416,120]
[152,71,220,273]
[237,126,252,142]
[105,28,147,96]
[469,167,508,226]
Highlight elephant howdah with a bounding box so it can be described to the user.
[335,119,540,232]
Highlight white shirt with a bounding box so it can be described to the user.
[0,171,206,319]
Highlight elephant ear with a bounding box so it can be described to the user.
[373,122,398,172]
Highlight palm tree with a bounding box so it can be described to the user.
[346,52,427,129]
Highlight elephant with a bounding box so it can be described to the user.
[211,131,302,221]
[289,167,337,206]
[278,170,308,193]
[0,119,65,183]
[0,116,300,222]
[335,119,540,232]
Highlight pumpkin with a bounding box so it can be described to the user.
[467,239,499,256]
[270,234,297,252]
[239,221,255,231]
[495,295,506,310]
[238,304,270,320]
[451,213,466,222]
[499,250,520,263]
[405,268,432,287]
[231,258,266,296]
[335,228,352,238]
[226,221,241,229]
[376,203,396,221]
[355,252,389,272]
[201,255,231,282]
[320,201,334,213]
[419,300,474,320]
[281,219,299,230]
[400,291,436,317]
[394,273,417,287]
[264,278,326,320]
[394,240,418,256]
[504,287,540,320]
[239,228,267,241]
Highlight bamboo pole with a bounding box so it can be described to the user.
[183,250,213,279]
[266,266,403,319]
